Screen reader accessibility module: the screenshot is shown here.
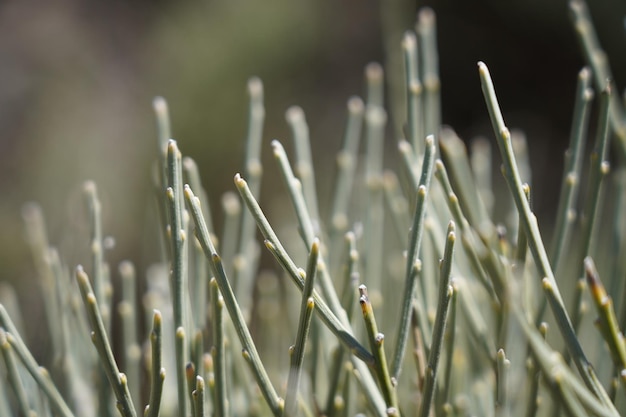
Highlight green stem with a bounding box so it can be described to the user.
[166,140,189,417]
[359,285,399,414]
[185,185,282,415]
[76,266,136,417]
[284,239,319,417]
[144,311,165,417]
[478,61,616,411]
[418,222,455,417]
[210,278,228,417]
[391,135,436,382]
[233,175,373,364]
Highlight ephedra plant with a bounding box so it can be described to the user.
[2,1,626,416]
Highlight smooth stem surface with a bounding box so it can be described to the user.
[359,285,398,413]
[550,67,593,273]
[233,174,373,364]
[166,139,189,417]
[285,239,319,417]
[145,311,164,417]
[0,328,33,417]
[211,278,228,417]
[478,61,616,411]
[391,135,436,382]
[76,266,137,417]
[418,222,455,417]
[185,185,282,415]
[0,305,74,417]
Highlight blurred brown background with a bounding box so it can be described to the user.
[0,0,624,341]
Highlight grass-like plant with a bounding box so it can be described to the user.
[2,1,626,416]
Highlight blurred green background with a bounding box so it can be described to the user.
[0,0,624,349]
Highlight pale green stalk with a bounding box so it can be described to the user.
[232,175,386,415]
[524,322,548,417]
[210,278,228,417]
[184,185,282,415]
[495,348,511,417]
[118,261,140,414]
[584,257,626,376]
[166,139,190,417]
[0,328,33,416]
[383,171,410,244]
[470,138,494,216]
[569,0,626,155]
[330,97,364,242]
[234,77,264,325]
[366,62,385,109]
[326,233,359,416]
[549,67,593,275]
[402,31,424,154]
[418,222,455,417]
[233,174,373,363]
[183,157,215,240]
[478,61,616,411]
[0,310,74,417]
[144,311,165,417]
[287,106,321,229]
[152,96,171,154]
[364,106,387,289]
[515,307,616,417]
[434,159,498,301]
[391,135,436,382]
[76,266,136,417]
[439,128,492,234]
[220,192,241,280]
[83,181,110,331]
[417,8,440,139]
[192,376,205,417]
[284,239,319,417]
[570,84,611,330]
[21,204,63,358]
[438,281,457,410]
[358,285,399,414]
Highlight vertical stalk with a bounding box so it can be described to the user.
[391,136,436,382]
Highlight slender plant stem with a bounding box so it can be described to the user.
[185,185,282,415]
[364,106,387,290]
[569,0,626,156]
[0,305,74,417]
[144,310,165,417]
[234,173,373,364]
[478,61,616,411]
[0,328,33,416]
[359,285,399,414]
[330,97,364,240]
[118,261,140,414]
[391,135,436,382]
[584,257,626,373]
[402,31,424,155]
[166,139,190,417]
[286,106,321,229]
[76,266,137,417]
[495,348,510,417]
[417,8,440,139]
[365,62,385,109]
[549,67,593,275]
[192,376,205,417]
[418,222,455,417]
[234,77,265,324]
[285,239,319,417]
[210,278,228,417]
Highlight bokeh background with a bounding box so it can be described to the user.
[0,0,624,351]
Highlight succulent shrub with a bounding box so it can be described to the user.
[1,1,626,416]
